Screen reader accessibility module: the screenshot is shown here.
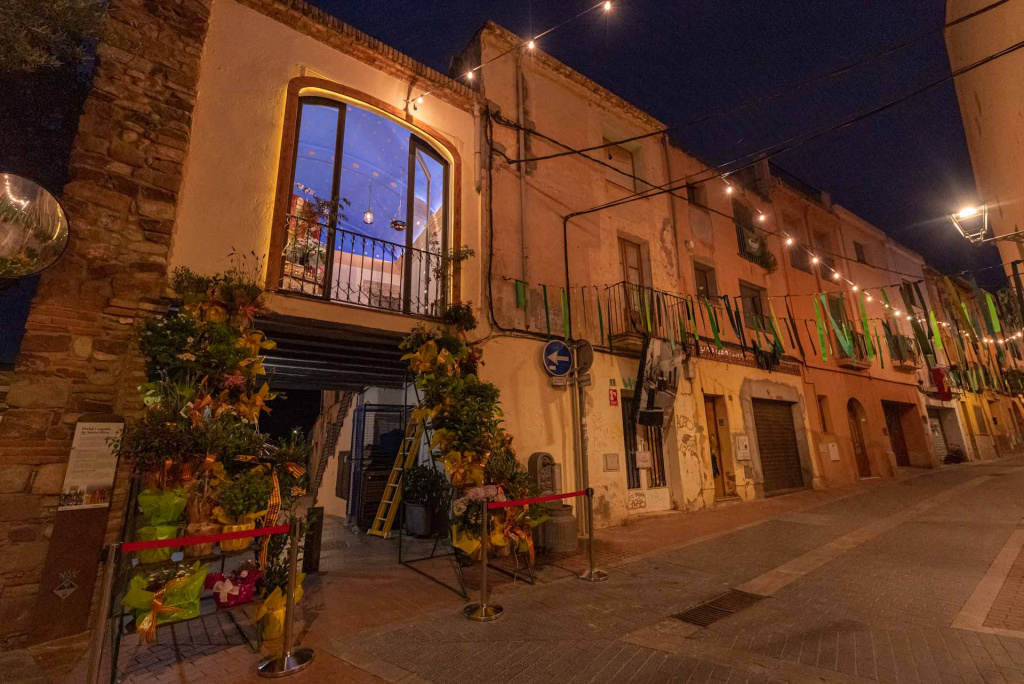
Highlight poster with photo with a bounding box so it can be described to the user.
[58,422,123,511]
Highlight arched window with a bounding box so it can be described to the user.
[279,96,449,317]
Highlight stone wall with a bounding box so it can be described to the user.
[0,0,212,648]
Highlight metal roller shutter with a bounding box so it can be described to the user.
[752,399,804,493]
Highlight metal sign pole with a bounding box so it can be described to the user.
[464,499,503,621]
[258,522,314,677]
[86,543,120,684]
[577,489,607,582]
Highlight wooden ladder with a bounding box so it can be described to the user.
[367,413,425,539]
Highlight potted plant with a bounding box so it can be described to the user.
[402,464,449,537]
[214,468,271,551]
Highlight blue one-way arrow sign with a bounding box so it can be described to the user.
[543,340,573,377]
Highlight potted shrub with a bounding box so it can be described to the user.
[214,468,271,551]
[402,464,448,537]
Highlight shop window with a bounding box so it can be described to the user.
[279,96,449,317]
[694,261,717,299]
[739,281,766,330]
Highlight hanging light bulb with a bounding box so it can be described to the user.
[604,1,612,10]
[466,71,474,80]
[852,285,859,292]
[758,213,766,222]
[811,256,819,264]
[726,185,734,195]
[363,181,374,225]
[894,310,902,317]
[416,96,424,105]
[866,294,873,302]
[784,237,793,246]
[832,272,840,280]
[527,40,536,50]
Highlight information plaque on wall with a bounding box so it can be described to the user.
[30,415,123,644]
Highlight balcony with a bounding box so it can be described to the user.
[891,334,921,372]
[606,281,690,355]
[836,330,871,370]
[736,224,776,271]
[278,215,445,319]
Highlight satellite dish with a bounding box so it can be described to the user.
[0,174,69,279]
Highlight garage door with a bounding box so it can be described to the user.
[752,399,804,493]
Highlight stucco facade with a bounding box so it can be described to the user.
[2,0,1024,651]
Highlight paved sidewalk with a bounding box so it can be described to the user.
[13,459,1021,683]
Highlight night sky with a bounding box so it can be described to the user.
[309,0,1006,289]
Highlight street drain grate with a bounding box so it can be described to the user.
[671,589,765,627]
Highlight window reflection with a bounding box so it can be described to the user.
[281,97,448,317]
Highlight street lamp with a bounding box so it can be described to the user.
[950,204,988,243]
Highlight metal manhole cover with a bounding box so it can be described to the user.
[671,589,765,627]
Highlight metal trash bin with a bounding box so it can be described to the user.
[538,503,578,555]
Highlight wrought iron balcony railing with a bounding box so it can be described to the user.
[279,215,444,318]
[605,281,691,352]
[891,334,921,371]
[735,223,774,270]
[836,330,871,370]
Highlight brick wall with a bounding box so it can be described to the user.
[0,0,213,648]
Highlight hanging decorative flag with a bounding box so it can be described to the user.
[542,284,551,338]
[985,292,1002,334]
[514,280,527,310]
[769,300,786,354]
[803,320,818,357]
[702,298,723,350]
[812,297,828,361]
[858,291,875,359]
[579,287,587,336]
[687,295,699,350]
[819,293,854,358]
[596,287,605,346]
[667,300,676,351]
[928,310,943,351]
[873,322,885,369]
[643,289,652,333]
[785,296,806,358]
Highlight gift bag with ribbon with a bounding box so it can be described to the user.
[204,561,262,609]
[254,575,304,640]
[122,562,208,643]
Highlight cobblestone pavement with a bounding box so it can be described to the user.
[90,458,1024,684]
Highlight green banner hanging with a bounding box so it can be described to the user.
[643,289,652,333]
[514,280,527,310]
[820,293,854,358]
[928,310,943,351]
[873,322,884,369]
[687,296,699,349]
[986,292,1002,334]
[702,298,723,350]
[858,291,875,359]
[768,300,786,354]
[813,297,828,361]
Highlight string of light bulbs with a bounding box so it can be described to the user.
[408,0,613,109]
[506,0,1014,166]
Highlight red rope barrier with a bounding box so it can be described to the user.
[121,524,290,552]
[487,490,587,509]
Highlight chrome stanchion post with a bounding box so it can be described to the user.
[578,488,607,582]
[87,543,120,684]
[258,522,314,677]
[464,498,503,621]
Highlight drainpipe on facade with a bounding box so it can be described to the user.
[473,102,482,193]
[515,53,530,283]
[661,133,682,278]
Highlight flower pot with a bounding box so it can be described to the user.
[220,522,255,552]
[404,502,431,537]
[184,522,221,558]
[136,525,180,564]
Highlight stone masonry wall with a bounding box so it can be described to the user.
[0,0,212,648]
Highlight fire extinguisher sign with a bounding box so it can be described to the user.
[609,388,619,406]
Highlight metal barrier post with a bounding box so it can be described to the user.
[258,521,314,677]
[87,543,120,684]
[463,499,503,621]
[577,488,608,582]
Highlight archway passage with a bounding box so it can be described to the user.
[847,399,872,478]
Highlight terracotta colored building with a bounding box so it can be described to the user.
[1,0,1023,650]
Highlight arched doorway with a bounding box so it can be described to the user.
[847,399,872,478]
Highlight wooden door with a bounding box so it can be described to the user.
[846,401,871,478]
[883,403,911,467]
[752,399,804,493]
